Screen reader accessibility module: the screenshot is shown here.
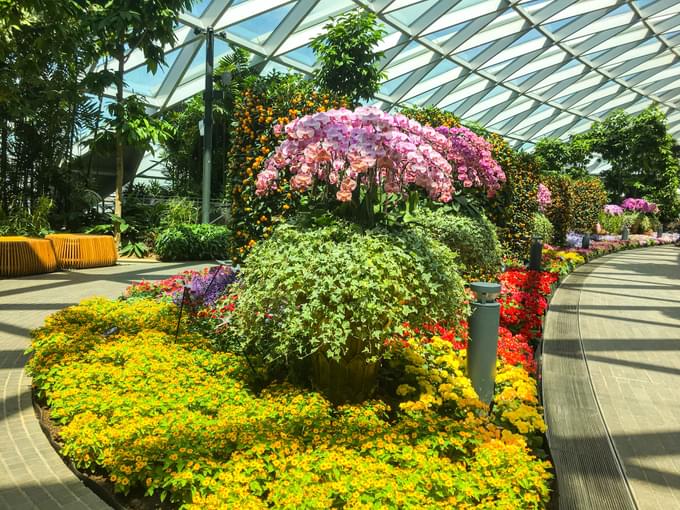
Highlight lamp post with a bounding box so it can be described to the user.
[194,27,230,224]
[201,27,215,224]
[467,282,502,405]
[528,235,543,271]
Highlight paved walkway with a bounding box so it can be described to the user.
[0,262,210,510]
[544,245,680,509]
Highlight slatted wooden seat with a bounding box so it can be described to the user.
[0,236,58,277]
[46,234,117,269]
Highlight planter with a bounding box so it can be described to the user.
[310,336,378,404]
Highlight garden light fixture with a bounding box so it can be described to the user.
[529,235,543,271]
[468,282,502,405]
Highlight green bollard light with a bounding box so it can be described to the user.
[621,225,629,241]
[467,282,502,405]
[657,224,663,238]
[581,232,590,249]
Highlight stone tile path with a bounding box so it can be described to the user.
[0,262,210,509]
[544,245,680,509]
[579,245,680,509]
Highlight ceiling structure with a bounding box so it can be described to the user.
[107,0,680,155]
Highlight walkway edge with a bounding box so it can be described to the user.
[542,255,638,510]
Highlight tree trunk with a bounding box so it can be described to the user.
[114,44,125,247]
[1,115,8,210]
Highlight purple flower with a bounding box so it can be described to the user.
[621,197,659,214]
[173,266,238,308]
[604,204,624,215]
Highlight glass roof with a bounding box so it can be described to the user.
[103,0,680,147]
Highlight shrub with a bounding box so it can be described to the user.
[154,224,231,261]
[231,220,467,368]
[486,147,540,258]
[411,208,502,281]
[532,212,554,244]
[226,73,348,260]
[544,174,574,246]
[570,178,607,233]
[160,197,198,229]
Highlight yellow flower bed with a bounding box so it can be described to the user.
[28,299,552,509]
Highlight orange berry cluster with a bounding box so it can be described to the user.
[225,75,346,261]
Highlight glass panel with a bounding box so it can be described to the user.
[387,0,439,26]
[229,3,294,44]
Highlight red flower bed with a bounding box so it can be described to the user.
[499,269,558,343]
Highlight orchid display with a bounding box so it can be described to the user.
[621,197,659,214]
[435,125,505,195]
[537,183,552,212]
[256,106,505,223]
[603,204,624,215]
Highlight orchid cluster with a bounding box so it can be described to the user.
[621,197,659,214]
[435,126,506,196]
[537,183,552,212]
[603,204,624,215]
[257,106,504,207]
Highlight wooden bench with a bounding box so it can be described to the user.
[0,236,58,277]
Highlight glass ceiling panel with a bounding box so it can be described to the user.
[108,0,680,146]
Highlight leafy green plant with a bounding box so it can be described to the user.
[230,220,468,395]
[85,213,129,236]
[411,208,503,282]
[310,9,386,105]
[119,240,149,258]
[532,213,554,244]
[154,224,231,261]
[0,195,53,236]
[160,197,198,229]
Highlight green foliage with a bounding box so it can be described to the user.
[533,136,591,178]
[0,195,53,236]
[310,9,386,105]
[399,105,461,129]
[590,105,680,222]
[160,197,198,229]
[486,147,541,258]
[88,94,174,153]
[626,212,659,234]
[226,72,347,260]
[570,178,608,234]
[598,211,624,235]
[411,208,503,282]
[154,224,231,261]
[231,220,467,367]
[119,240,149,258]
[543,175,574,246]
[532,213,554,244]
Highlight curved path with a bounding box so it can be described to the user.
[543,245,680,509]
[0,262,210,510]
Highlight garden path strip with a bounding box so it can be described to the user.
[0,262,211,510]
[543,244,680,510]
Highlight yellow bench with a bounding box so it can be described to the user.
[45,234,117,269]
[0,236,58,277]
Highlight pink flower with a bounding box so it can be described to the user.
[537,183,552,212]
[256,106,504,207]
[336,190,353,202]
